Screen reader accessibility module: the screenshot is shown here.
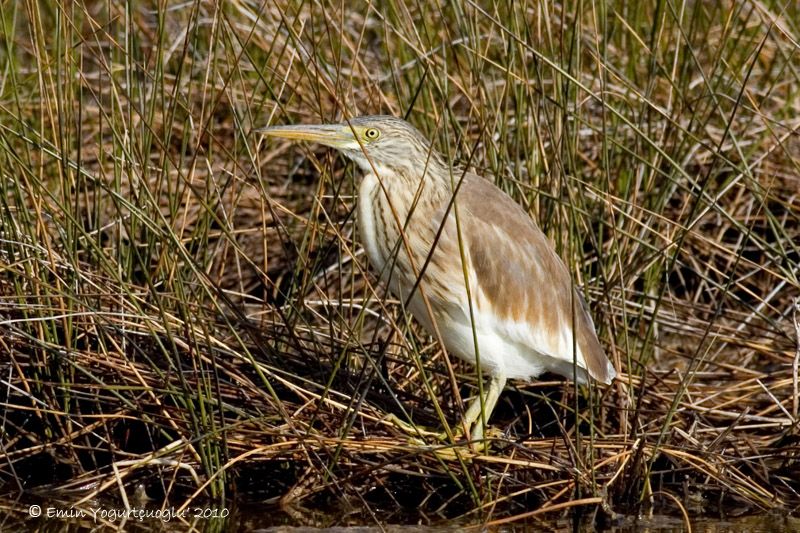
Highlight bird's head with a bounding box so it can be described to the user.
[255,115,447,180]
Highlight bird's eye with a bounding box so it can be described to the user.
[364,128,380,140]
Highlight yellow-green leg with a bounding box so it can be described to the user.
[384,373,506,456]
[462,374,506,442]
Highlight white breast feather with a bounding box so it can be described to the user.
[357,173,385,273]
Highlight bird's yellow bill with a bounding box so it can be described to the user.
[254,123,356,150]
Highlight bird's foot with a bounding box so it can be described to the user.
[471,425,506,442]
[462,423,505,454]
[381,414,502,457]
[381,413,444,442]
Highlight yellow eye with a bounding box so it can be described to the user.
[364,128,380,140]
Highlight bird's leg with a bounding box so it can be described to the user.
[381,375,506,460]
[383,372,507,454]
[462,373,506,442]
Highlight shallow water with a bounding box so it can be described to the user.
[3,495,799,532]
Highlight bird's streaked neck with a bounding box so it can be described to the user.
[345,150,452,191]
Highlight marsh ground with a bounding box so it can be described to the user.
[0,1,798,529]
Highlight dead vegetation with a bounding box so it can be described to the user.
[0,0,798,528]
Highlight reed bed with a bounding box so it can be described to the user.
[1,0,798,528]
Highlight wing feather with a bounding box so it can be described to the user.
[453,173,614,384]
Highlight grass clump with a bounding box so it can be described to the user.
[0,0,798,528]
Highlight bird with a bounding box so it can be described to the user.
[256,115,616,441]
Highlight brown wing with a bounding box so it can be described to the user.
[457,173,614,384]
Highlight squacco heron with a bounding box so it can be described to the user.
[256,115,615,441]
